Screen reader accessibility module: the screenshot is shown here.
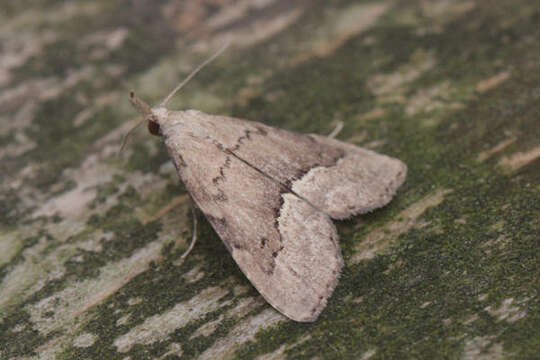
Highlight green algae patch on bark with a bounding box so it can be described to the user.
[1,0,539,359]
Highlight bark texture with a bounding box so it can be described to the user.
[0,0,538,359]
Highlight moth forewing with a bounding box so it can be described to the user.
[146,108,405,322]
[127,46,406,322]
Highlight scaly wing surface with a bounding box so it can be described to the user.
[165,110,407,219]
[161,113,342,321]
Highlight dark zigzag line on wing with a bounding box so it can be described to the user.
[220,129,346,218]
[223,147,334,218]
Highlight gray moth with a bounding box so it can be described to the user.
[127,49,407,322]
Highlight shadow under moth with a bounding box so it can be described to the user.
[126,45,407,322]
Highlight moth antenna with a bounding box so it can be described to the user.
[159,42,230,107]
[129,90,152,117]
[118,116,145,155]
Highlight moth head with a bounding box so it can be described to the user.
[118,92,161,154]
[120,42,229,154]
[128,91,161,136]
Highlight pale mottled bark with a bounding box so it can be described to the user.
[0,0,538,359]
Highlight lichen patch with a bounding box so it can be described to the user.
[73,332,97,348]
[484,298,527,323]
[498,144,540,172]
[368,49,436,99]
[113,286,228,353]
[0,235,66,317]
[461,336,504,360]
[352,189,452,263]
[182,264,205,283]
[0,31,57,87]
[0,230,27,267]
[198,308,285,360]
[26,240,164,336]
[476,136,517,162]
[213,6,304,49]
[405,81,463,117]
[190,315,224,340]
[162,342,183,358]
[254,334,311,360]
[290,2,392,65]
[476,72,510,93]
[360,348,377,360]
[116,314,131,327]
[421,0,476,24]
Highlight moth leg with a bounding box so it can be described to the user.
[180,202,198,261]
[327,121,344,139]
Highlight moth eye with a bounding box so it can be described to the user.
[147,120,160,136]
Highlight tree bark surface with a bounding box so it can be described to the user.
[0,1,538,359]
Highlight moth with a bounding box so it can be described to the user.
[126,46,407,322]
